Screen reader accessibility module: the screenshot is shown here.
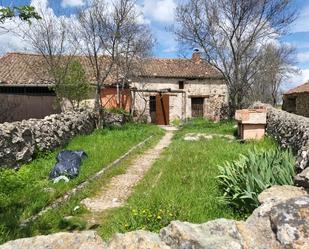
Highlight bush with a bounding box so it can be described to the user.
[217,148,295,212]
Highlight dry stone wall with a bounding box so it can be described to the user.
[295,92,309,118]
[0,110,97,168]
[264,106,309,171]
[0,110,128,168]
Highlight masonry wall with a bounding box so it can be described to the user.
[296,93,309,118]
[262,105,309,171]
[283,92,309,118]
[132,78,227,122]
[0,110,129,168]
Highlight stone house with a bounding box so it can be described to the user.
[283,82,309,118]
[0,52,227,124]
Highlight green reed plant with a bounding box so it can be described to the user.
[217,148,295,212]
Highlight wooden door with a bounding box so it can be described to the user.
[156,93,169,125]
[191,98,204,118]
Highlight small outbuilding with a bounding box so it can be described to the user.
[283,82,309,118]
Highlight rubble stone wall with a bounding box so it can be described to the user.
[264,106,309,171]
[295,92,309,118]
[0,110,127,168]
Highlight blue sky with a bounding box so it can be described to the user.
[1,0,309,89]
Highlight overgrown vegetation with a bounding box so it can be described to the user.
[217,148,295,212]
[0,123,163,244]
[95,119,277,239]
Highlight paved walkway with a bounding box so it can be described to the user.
[81,127,176,212]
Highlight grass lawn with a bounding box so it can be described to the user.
[96,119,277,239]
[0,123,164,243]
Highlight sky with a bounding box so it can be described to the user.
[1,0,309,90]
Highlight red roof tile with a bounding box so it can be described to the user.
[0,52,223,86]
[285,82,309,95]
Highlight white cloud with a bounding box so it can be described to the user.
[0,0,48,55]
[61,0,85,8]
[283,68,309,91]
[142,0,176,23]
[31,0,49,11]
[0,23,30,54]
[297,51,309,63]
[0,0,72,55]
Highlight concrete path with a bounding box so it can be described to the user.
[81,126,176,212]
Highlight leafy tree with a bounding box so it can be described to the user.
[0,5,41,34]
[0,5,41,23]
[54,61,91,110]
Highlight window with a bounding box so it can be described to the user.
[179,81,184,89]
[149,96,156,112]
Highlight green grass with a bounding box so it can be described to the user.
[95,119,277,239]
[0,123,164,244]
[0,119,279,244]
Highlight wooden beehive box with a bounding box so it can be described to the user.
[235,108,267,140]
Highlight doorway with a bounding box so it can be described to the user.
[191,97,204,118]
[149,93,170,125]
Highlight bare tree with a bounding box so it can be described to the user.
[21,5,78,110]
[24,7,75,78]
[174,0,297,114]
[74,0,153,126]
[249,43,297,106]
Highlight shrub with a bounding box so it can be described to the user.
[217,148,295,212]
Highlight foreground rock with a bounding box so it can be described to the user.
[270,196,309,248]
[1,186,309,249]
[295,168,309,188]
[0,231,105,249]
[107,231,171,249]
[258,185,308,204]
[160,219,243,249]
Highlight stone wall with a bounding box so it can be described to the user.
[0,110,97,168]
[263,106,309,171]
[283,92,309,118]
[296,92,309,118]
[0,110,129,168]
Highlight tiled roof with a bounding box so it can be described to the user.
[140,58,222,79]
[0,52,223,86]
[285,82,309,95]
